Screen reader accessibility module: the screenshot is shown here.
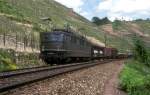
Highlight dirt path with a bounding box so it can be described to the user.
[5,60,126,95]
[103,61,127,95]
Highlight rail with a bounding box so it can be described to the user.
[0,59,117,93]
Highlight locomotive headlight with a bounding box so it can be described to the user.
[99,51,103,54]
[94,50,98,54]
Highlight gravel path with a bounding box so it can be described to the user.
[4,60,126,95]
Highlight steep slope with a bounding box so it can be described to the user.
[99,20,150,52]
[0,0,101,37]
[0,0,126,52]
[1,0,149,52]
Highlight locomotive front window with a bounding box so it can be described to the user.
[45,33,64,42]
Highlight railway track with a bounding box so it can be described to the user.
[0,59,116,93]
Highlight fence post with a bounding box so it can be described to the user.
[33,33,35,52]
[15,32,18,50]
[24,34,26,51]
[3,32,6,47]
[31,32,33,52]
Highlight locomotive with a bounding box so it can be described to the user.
[40,29,118,64]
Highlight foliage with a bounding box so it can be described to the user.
[132,36,149,66]
[120,35,150,95]
[0,0,24,19]
[0,49,17,72]
[134,20,150,36]
[112,20,122,30]
[33,23,45,32]
[120,60,150,95]
[92,17,110,26]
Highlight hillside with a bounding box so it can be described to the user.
[0,0,149,53]
[111,20,150,47]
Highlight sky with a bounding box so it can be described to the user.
[54,0,150,21]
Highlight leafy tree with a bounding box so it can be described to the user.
[92,17,110,26]
[102,17,110,24]
[92,17,101,25]
[133,36,149,66]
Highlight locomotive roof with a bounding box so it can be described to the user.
[53,29,70,32]
[52,29,87,38]
[41,28,109,49]
[41,28,89,42]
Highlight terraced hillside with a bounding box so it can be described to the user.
[0,0,149,53]
[111,20,150,47]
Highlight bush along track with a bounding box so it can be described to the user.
[0,49,17,72]
[119,36,150,95]
[0,49,45,72]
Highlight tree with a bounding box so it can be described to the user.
[102,17,110,24]
[133,36,149,66]
[92,17,111,26]
[92,17,101,25]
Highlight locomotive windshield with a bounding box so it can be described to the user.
[51,33,63,41]
[44,33,64,42]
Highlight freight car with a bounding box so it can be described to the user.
[103,47,118,59]
[40,29,118,64]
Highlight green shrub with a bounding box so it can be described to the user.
[120,60,150,95]
[0,49,17,72]
[132,36,149,66]
[0,0,26,23]
[0,57,17,71]
[0,0,23,17]
[112,20,122,30]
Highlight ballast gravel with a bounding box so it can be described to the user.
[5,60,126,95]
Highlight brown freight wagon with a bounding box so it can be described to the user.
[104,47,118,58]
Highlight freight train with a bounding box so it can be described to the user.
[40,29,124,64]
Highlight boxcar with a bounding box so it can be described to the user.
[103,47,118,58]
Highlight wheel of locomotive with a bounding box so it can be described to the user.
[43,58,56,65]
[43,58,51,64]
[61,58,72,64]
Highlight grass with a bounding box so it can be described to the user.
[0,0,23,17]
[0,49,45,72]
[120,60,150,95]
[0,49,17,72]
[15,52,44,69]
[112,20,129,32]
[134,20,150,35]
[120,37,150,95]
[0,0,26,23]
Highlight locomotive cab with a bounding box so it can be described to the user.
[40,30,66,63]
[40,32,64,51]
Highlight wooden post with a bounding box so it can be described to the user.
[24,34,26,51]
[31,32,34,52]
[3,32,6,47]
[15,32,18,50]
